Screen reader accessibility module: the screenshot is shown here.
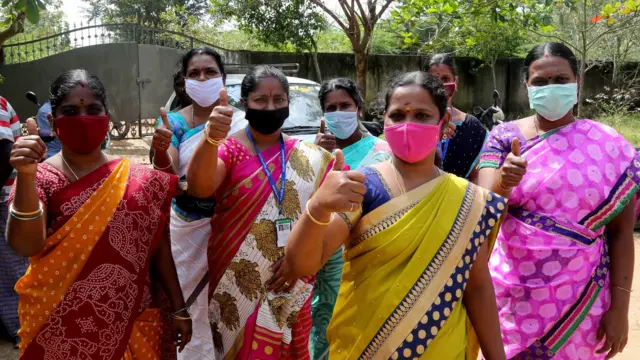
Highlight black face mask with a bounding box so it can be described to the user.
[245,107,289,135]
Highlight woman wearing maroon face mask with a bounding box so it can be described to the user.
[427,54,488,183]
[7,69,191,359]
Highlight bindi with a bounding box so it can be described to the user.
[79,81,86,88]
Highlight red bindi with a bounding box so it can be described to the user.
[544,53,550,58]
[79,81,86,88]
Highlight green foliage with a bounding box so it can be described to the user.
[84,0,209,29]
[209,0,326,53]
[599,112,640,146]
[2,0,48,25]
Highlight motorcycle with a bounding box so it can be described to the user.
[474,89,505,131]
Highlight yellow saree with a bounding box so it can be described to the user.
[327,174,505,360]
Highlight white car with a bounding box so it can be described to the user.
[165,74,323,143]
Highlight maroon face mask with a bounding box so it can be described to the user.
[55,115,109,155]
[443,82,457,99]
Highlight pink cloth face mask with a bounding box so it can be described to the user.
[384,120,441,163]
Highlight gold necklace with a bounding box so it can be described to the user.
[390,160,406,195]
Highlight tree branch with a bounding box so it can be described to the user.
[527,27,583,55]
[586,17,640,52]
[310,0,349,33]
[374,0,394,26]
[0,12,26,47]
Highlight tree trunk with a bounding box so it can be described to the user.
[354,49,368,100]
[311,41,322,83]
[0,12,26,49]
[578,54,586,117]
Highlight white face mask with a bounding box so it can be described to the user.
[323,111,359,139]
[527,83,578,121]
[185,78,224,107]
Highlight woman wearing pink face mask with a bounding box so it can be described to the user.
[280,72,506,359]
[427,54,487,182]
[6,69,191,359]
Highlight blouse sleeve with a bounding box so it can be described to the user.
[7,164,67,207]
[477,122,521,170]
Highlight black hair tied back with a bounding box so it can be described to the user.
[318,77,365,110]
[240,65,289,101]
[181,46,227,81]
[522,42,578,81]
[49,69,109,118]
[427,53,457,77]
[383,71,449,120]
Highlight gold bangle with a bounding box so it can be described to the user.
[172,314,192,320]
[205,122,226,146]
[10,201,44,217]
[153,154,173,170]
[305,202,333,226]
[613,285,632,293]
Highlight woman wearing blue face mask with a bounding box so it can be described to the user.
[477,42,638,360]
[314,78,391,170]
[311,77,392,360]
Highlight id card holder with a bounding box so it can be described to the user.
[276,218,292,248]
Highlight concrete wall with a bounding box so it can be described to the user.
[0,43,631,124]
[1,43,140,125]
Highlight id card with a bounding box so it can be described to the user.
[276,218,292,248]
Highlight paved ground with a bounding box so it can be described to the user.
[2,138,640,359]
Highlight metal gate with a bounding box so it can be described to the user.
[1,22,231,139]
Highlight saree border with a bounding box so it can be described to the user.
[580,156,640,230]
[359,184,493,359]
[508,208,596,247]
[347,175,445,250]
[389,191,505,360]
[512,242,610,360]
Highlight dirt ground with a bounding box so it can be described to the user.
[1,138,639,359]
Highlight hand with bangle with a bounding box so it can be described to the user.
[171,306,192,353]
[205,88,232,147]
[498,138,527,192]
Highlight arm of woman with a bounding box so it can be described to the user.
[186,91,232,198]
[152,230,192,353]
[150,108,180,175]
[477,138,526,198]
[7,136,48,257]
[463,241,506,360]
[596,202,634,359]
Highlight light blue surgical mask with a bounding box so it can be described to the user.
[527,83,578,121]
[323,111,359,139]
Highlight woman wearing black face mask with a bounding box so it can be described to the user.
[6,69,191,358]
[186,65,337,359]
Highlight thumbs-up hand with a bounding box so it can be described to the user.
[152,107,174,153]
[314,118,336,152]
[310,150,367,216]
[499,138,527,190]
[206,88,233,142]
[25,117,39,136]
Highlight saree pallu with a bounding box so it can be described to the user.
[479,120,640,359]
[14,159,177,359]
[311,135,392,360]
[207,137,335,359]
[327,174,505,359]
[166,121,215,360]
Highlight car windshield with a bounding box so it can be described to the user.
[227,83,323,129]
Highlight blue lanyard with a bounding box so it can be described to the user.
[245,127,286,213]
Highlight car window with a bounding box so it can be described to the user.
[226,84,322,129]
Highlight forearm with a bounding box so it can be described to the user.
[153,233,186,312]
[186,140,220,198]
[607,226,634,312]
[285,202,340,277]
[463,244,506,360]
[152,148,179,175]
[477,168,511,198]
[7,173,47,257]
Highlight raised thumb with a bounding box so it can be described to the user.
[333,149,345,171]
[219,88,229,107]
[26,118,38,136]
[160,107,170,128]
[319,119,326,134]
[510,137,521,157]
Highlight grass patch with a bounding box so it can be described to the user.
[598,113,640,146]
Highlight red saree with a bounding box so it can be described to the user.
[12,159,177,360]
